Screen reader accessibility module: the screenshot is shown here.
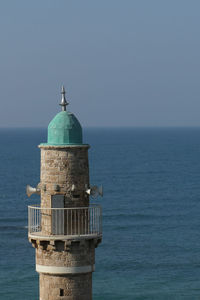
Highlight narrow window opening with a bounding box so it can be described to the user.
[73,194,80,198]
[60,289,64,296]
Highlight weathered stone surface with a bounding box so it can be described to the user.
[40,146,89,210]
[36,240,95,267]
[39,273,92,300]
[33,145,98,300]
[39,146,90,236]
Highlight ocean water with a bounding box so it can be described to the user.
[1,128,200,300]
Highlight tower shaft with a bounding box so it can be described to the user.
[29,145,101,300]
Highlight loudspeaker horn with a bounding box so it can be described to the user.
[26,185,40,197]
[86,185,103,197]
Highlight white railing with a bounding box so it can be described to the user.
[28,205,102,237]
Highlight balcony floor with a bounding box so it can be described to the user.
[28,231,102,242]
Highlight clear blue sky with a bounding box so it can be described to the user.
[0,0,200,127]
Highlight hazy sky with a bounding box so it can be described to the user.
[0,0,200,127]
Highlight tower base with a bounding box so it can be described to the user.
[40,273,92,300]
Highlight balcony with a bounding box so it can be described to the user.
[28,204,102,241]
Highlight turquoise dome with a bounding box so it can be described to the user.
[47,111,82,145]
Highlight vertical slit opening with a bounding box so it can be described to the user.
[60,289,64,296]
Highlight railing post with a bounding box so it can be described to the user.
[28,206,30,234]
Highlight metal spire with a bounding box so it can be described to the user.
[59,85,69,111]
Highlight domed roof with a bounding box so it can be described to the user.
[47,110,82,145]
[45,86,83,145]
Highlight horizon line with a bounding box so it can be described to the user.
[1,125,200,129]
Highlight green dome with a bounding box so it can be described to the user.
[47,111,83,145]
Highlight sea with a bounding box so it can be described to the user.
[1,128,200,300]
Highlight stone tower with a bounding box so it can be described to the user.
[28,86,102,300]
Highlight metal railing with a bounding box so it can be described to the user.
[28,204,102,237]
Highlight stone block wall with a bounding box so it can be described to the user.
[38,145,90,235]
[36,240,95,268]
[30,144,101,300]
[39,145,90,209]
[39,273,92,300]
[36,240,95,300]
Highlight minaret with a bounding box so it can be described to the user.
[27,87,102,300]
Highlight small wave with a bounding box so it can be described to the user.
[0,217,26,223]
[104,213,168,219]
[0,225,27,231]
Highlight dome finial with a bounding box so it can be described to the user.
[59,85,69,111]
